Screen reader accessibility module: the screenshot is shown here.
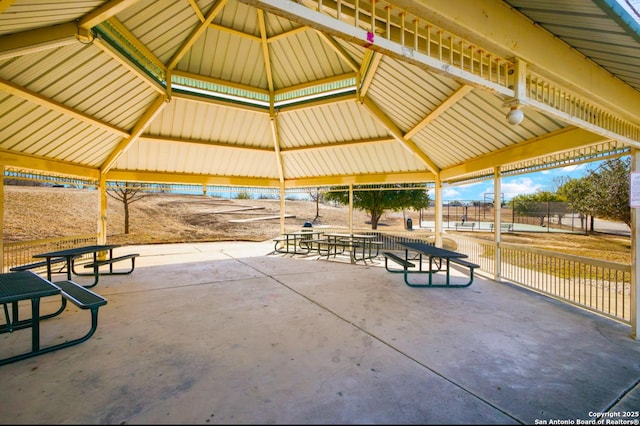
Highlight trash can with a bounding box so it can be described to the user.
[302,221,313,228]
[406,217,412,230]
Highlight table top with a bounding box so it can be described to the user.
[0,271,60,303]
[399,242,468,259]
[325,233,376,239]
[284,230,323,236]
[33,244,120,258]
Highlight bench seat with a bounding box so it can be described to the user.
[10,257,68,272]
[489,223,513,232]
[55,280,108,310]
[382,252,415,273]
[450,257,479,270]
[80,253,139,275]
[42,280,108,352]
[447,257,480,287]
[454,222,475,231]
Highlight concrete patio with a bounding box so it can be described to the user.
[1,241,639,425]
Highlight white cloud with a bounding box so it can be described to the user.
[501,177,543,198]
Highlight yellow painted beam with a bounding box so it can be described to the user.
[268,26,309,43]
[101,95,169,173]
[359,50,382,98]
[270,113,285,182]
[168,0,228,70]
[360,96,440,174]
[284,170,435,188]
[138,135,274,152]
[106,169,281,187]
[315,31,360,73]
[397,0,640,124]
[92,37,166,95]
[78,0,142,30]
[258,9,275,94]
[0,78,129,138]
[188,0,205,22]
[103,18,166,74]
[0,22,77,60]
[281,137,395,153]
[0,0,16,14]
[0,150,100,180]
[209,22,261,42]
[440,127,609,181]
[404,85,473,140]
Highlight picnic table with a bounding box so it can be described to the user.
[33,245,139,288]
[383,242,479,288]
[0,270,107,366]
[273,230,324,254]
[305,233,382,264]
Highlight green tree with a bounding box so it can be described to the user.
[588,157,630,227]
[324,184,430,229]
[510,191,564,226]
[557,157,630,230]
[556,176,595,231]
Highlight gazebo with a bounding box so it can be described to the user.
[1,0,640,335]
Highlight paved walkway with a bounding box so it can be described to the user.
[1,241,639,424]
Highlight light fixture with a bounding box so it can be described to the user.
[506,106,524,125]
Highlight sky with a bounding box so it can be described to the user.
[432,160,605,203]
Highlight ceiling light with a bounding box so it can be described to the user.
[506,106,524,125]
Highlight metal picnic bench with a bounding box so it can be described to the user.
[303,233,382,264]
[32,245,139,288]
[0,270,107,366]
[454,222,475,231]
[383,242,479,288]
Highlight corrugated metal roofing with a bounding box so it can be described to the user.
[504,0,640,92]
[0,0,639,188]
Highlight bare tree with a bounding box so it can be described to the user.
[107,182,148,234]
[307,188,323,221]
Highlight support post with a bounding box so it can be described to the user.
[631,149,639,340]
[279,184,285,234]
[434,177,443,248]
[348,184,354,234]
[0,166,4,271]
[494,167,502,281]
[97,174,107,245]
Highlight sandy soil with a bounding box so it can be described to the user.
[3,186,406,244]
[3,186,630,263]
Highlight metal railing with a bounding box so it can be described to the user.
[3,234,98,273]
[444,233,631,324]
[284,226,632,324]
[6,229,632,324]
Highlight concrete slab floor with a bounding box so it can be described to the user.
[1,241,639,425]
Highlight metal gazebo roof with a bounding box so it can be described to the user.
[0,0,639,189]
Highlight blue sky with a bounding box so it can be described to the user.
[432,161,604,202]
